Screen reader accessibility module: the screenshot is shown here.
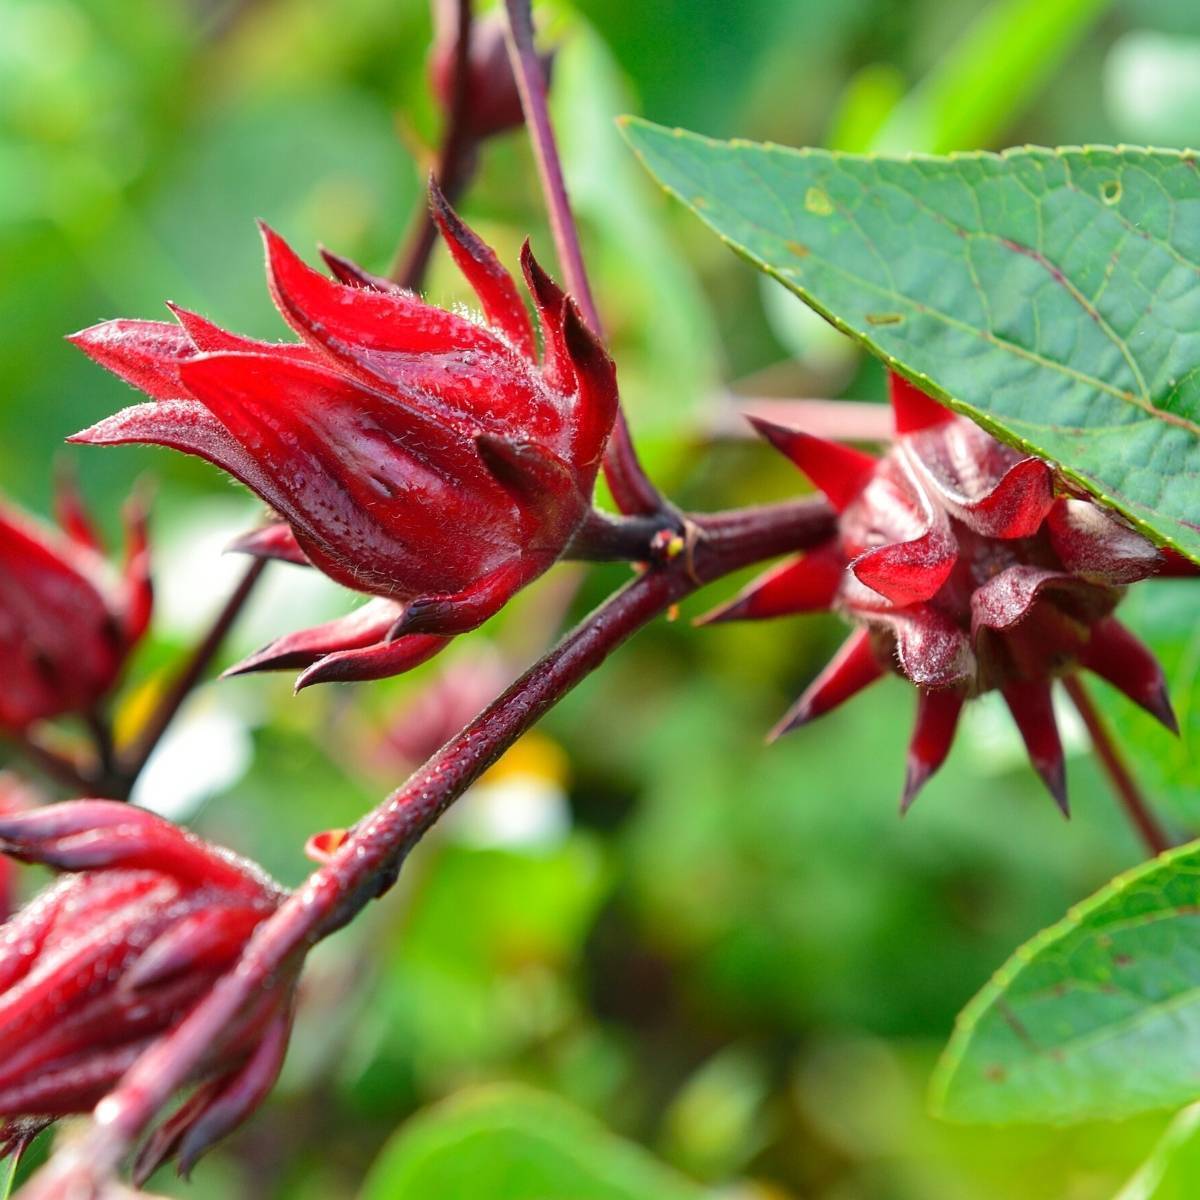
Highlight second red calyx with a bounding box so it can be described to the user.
[707,374,1184,813]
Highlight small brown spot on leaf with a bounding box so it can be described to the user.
[786,240,810,258]
[805,186,834,216]
[1113,953,1133,967]
[866,312,904,326]
[985,1065,1007,1083]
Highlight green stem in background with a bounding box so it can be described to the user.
[27,499,834,1193]
[1063,674,1172,858]
[500,0,666,520]
[391,0,476,288]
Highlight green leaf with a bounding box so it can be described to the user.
[619,119,1200,564]
[358,1084,708,1200]
[932,840,1200,1124]
[1115,1104,1200,1199]
[0,1157,15,1200]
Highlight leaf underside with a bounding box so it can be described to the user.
[620,118,1200,565]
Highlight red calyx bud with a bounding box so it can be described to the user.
[69,186,619,689]
[429,4,551,143]
[0,802,293,1180]
[705,373,1185,814]
[0,480,151,732]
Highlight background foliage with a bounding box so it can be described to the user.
[2,0,1199,1196]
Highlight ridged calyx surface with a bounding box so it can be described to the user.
[706,374,1186,812]
[70,187,618,689]
[0,479,151,731]
[0,801,294,1180]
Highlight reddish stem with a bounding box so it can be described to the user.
[37,498,834,1185]
[115,558,268,796]
[1063,675,1172,857]
[500,0,664,518]
[391,0,476,288]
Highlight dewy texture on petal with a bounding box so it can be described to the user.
[0,482,151,732]
[0,802,294,1178]
[70,187,620,687]
[713,373,1179,813]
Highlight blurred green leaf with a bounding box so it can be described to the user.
[358,1084,708,1200]
[620,120,1200,563]
[870,0,1113,153]
[934,840,1200,1123]
[1116,1103,1200,1199]
[0,1157,15,1200]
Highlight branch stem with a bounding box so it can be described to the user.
[1063,675,1172,857]
[116,558,268,794]
[391,0,476,288]
[500,0,663,517]
[50,497,833,1180]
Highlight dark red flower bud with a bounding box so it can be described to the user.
[0,480,151,732]
[0,801,293,1179]
[69,188,618,689]
[429,3,550,142]
[704,373,1184,814]
[376,643,511,769]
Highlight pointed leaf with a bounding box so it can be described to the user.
[621,119,1200,564]
[933,839,1200,1123]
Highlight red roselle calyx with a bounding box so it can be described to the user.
[706,373,1184,814]
[69,185,618,689]
[0,802,294,1179]
[0,480,151,732]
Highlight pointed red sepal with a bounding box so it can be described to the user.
[520,241,571,391]
[226,522,310,567]
[697,542,843,625]
[901,689,965,813]
[1080,617,1178,734]
[174,1008,293,1178]
[954,457,1055,540]
[385,561,530,638]
[67,319,196,402]
[53,466,102,554]
[429,180,536,360]
[769,627,884,740]
[319,247,403,293]
[224,599,404,677]
[259,221,498,363]
[851,521,957,606]
[1002,680,1068,815]
[748,416,877,513]
[119,492,153,645]
[889,372,952,435]
[0,801,273,896]
[559,300,619,468]
[124,906,265,991]
[293,633,447,691]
